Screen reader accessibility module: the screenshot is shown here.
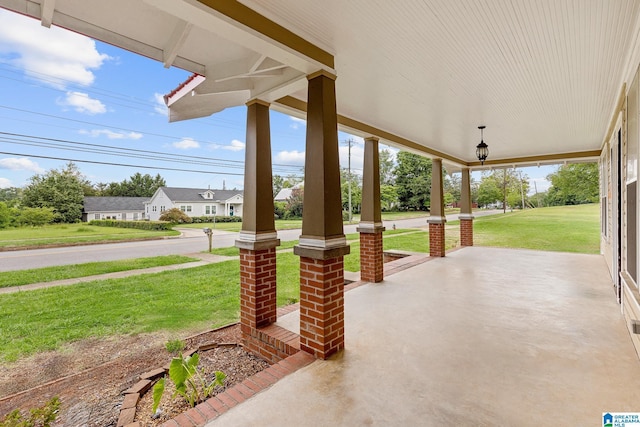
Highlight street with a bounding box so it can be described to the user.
[0,211,502,272]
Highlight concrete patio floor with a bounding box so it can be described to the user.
[206,247,640,426]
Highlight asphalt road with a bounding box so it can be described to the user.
[0,210,502,272]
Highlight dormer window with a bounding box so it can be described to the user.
[202,190,214,199]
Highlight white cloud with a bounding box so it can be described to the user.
[0,177,12,188]
[153,93,168,116]
[173,138,200,150]
[227,139,245,151]
[0,9,110,88]
[289,116,306,129]
[58,91,106,114]
[79,129,143,140]
[0,157,44,173]
[209,139,245,152]
[275,150,305,166]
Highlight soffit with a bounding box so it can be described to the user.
[243,0,640,165]
[1,0,639,166]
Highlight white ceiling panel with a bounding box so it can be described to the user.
[1,0,639,166]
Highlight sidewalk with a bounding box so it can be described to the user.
[0,253,235,295]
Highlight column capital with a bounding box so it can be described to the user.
[246,98,271,108]
[357,222,385,233]
[364,136,379,143]
[307,69,337,81]
[427,216,447,224]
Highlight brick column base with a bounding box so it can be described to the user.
[239,248,277,334]
[359,231,384,282]
[460,218,474,246]
[299,256,345,359]
[429,222,446,257]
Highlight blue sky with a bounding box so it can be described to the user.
[0,9,556,195]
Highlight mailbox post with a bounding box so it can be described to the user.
[203,227,213,252]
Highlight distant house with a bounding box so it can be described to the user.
[145,187,243,221]
[82,197,148,222]
[274,183,303,202]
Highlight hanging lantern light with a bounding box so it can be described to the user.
[476,125,489,165]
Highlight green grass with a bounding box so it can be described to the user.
[473,204,600,253]
[0,205,599,362]
[0,255,198,288]
[0,262,242,362]
[0,224,178,248]
[209,247,240,257]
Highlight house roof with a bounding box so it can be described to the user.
[83,197,148,212]
[158,187,243,203]
[274,188,292,202]
[2,1,638,169]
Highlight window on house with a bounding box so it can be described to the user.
[161,206,166,212]
[133,213,139,220]
[205,205,216,215]
[180,205,186,212]
[152,206,157,212]
[94,214,100,220]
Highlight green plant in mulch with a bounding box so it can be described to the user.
[153,353,226,413]
[165,339,185,354]
[0,396,60,427]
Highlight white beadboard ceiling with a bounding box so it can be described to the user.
[1,0,639,167]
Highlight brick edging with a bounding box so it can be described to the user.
[155,351,315,427]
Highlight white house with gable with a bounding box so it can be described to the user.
[145,187,243,221]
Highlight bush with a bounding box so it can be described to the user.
[188,216,242,224]
[89,219,172,231]
[159,208,192,224]
[16,207,55,227]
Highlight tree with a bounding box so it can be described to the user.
[379,149,395,185]
[0,202,10,228]
[21,162,88,223]
[341,168,362,215]
[380,184,398,211]
[477,169,529,209]
[393,152,432,211]
[159,208,192,223]
[545,163,599,206]
[443,172,461,205]
[103,173,166,197]
[285,188,304,218]
[273,175,285,198]
[0,187,22,207]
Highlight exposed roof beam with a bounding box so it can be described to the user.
[163,20,192,69]
[146,0,334,74]
[40,0,54,28]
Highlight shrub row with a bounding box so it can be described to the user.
[89,219,173,231]
[188,216,242,224]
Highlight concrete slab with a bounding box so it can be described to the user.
[206,247,640,426]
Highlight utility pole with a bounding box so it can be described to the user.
[503,168,507,214]
[348,139,353,223]
[518,169,525,209]
[341,138,354,223]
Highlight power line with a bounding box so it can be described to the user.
[0,131,303,172]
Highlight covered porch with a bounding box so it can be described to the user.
[206,246,640,426]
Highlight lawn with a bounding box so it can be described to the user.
[0,224,179,249]
[0,262,241,362]
[473,204,600,253]
[0,255,198,288]
[0,204,600,362]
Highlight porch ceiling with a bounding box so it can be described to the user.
[2,0,639,168]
